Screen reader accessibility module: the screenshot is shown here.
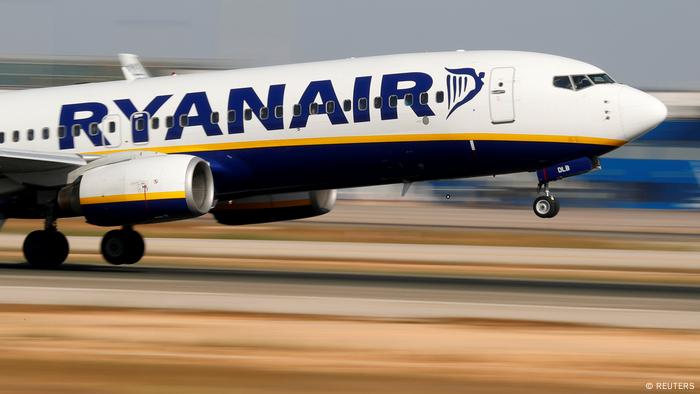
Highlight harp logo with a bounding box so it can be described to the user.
[445,67,485,119]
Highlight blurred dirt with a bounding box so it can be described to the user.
[0,305,697,394]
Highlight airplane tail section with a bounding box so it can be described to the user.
[119,53,150,80]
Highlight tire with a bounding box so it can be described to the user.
[101,230,127,265]
[549,197,560,218]
[101,229,145,265]
[124,229,145,265]
[533,195,559,219]
[23,230,69,269]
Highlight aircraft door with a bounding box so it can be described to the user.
[131,112,150,145]
[489,67,515,124]
[101,114,121,148]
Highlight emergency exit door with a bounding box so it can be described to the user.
[101,114,121,148]
[489,67,515,124]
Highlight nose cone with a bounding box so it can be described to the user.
[618,86,667,141]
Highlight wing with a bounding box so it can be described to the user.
[0,148,87,171]
[0,148,88,187]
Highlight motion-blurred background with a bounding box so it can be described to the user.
[0,0,698,210]
[0,2,698,393]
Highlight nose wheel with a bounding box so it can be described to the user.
[101,226,145,265]
[533,183,560,219]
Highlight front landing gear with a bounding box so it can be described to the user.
[101,226,145,265]
[533,183,560,219]
[23,216,69,269]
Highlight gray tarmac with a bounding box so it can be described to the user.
[0,263,698,329]
[305,203,700,235]
[0,205,698,330]
[0,234,698,269]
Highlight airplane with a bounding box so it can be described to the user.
[0,51,666,268]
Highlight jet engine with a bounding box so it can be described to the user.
[58,155,214,226]
[212,189,336,225]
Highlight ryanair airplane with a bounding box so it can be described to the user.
[0,51,666,268]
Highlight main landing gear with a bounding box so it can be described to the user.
[533,182,560,219]
[101,226,145,266]
[23,218,145,268]
[23,216,69,269]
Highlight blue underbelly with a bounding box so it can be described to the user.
[188,139,616,197]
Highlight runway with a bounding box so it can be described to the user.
[0,205,698,393]
[0,204,698,330]
[2,234,699,269]
[305,203,700,235]
[0,263,698,329]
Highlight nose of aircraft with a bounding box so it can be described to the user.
[618,86,667,141]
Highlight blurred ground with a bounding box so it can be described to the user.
[0,306,697,394]
[1,202,698,285]
[0,202,697,393]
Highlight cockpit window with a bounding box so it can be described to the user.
[553,76,573,90]
[554,73,615,91]
[572,75,593,90]
[588,73,615,84]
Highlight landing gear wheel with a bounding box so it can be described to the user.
[23,230,69,269]
[533,195,560,219]
[101,228,145,265]
[550,198,560,217]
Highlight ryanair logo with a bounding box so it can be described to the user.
[445,67,485,119]
[57,67,487,150]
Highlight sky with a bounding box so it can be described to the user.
[0,0,697,90]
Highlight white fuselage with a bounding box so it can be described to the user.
[0,51,666,198]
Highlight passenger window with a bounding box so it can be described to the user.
[326,101,335,114]
[58,126,66,138]
[572,75,593,90]
[260,107,269,120]
[436,91,445,103]
[309,103,319,115]
[0,132,4,144]
[374,97,382,109]
[358,98,368,111]
[89,122,99,135]
[405,93,414,106]
[27,129,34,141]
[179,114,189,127]
[419,92,429,105]
[151,117,159,130]
[13,130,19,142]
[42,127,49,139]
[135,118,145,132]
[588,73,615,84]
[211,112,220,124]
[553,76,573,90]
[72,125,80,137]
[343,99,352,112]
[388,95,398,108]
[275,105,283,119]
[293,104,301,117]
[108,122,116,133]
[244,108,253,121]
[227,110,236,123]
[166,116,174,128]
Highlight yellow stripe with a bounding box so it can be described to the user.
[83,133,625,156]
[80,191,186,205]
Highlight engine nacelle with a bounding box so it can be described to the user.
[58,155,214,226]
[212,189,336,225]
